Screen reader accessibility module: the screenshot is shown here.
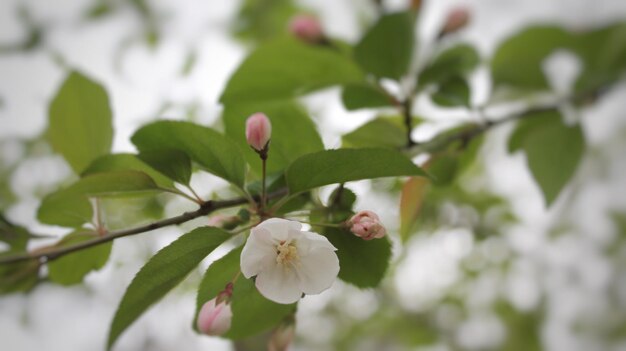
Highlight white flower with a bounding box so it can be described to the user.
[240,218,340,304]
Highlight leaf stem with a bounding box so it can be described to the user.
[158,187,202,205]
[186,185,203,204]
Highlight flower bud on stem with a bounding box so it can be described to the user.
[245,113,272,213]
[438,7,470,38]
[347,210,387,240]
[197,283,235,336]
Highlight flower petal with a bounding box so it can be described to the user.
[297,247,340,295]
[297,231,336,256]
[258,218,301,242]
[255,263,302,304]
[241,227,276,278]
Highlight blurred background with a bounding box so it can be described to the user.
[1,0,626,350]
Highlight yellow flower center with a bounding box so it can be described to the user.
[276,241,299,267]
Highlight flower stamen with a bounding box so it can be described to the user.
[275,241,299,268]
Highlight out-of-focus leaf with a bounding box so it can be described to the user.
[509,110,585,206]
[328,186,357,212]
[48,231,112,285]
[85,0,113,19]
[419,43,479,87]
[99,196,164,231]
[47,71,113,173]
[573,22,626,93]
[431,76,471,107]
[180,49,197,77]
[508,112,550,153]
[322,227,391,288]
[131,121,246,188]
[285,148,431,194]
[341,83,395,111]
[354,11,415,80]
[137,149,192,186]
[342,117,407,149]
[399,176,430,241]
[232,0,299,42]
[496,301,542,351]
[428,155,459,186]
[0,214,31,251]
[0,214,41,294]
[195,247,297,339]
[107,227,230,350]
[220,38,363,103]
[83,153,174,189]
[38,171,159,228]
[223,100,324,174]
[491,26,573,90]
[0,258,40,295]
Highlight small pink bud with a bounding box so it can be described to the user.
[440,7,470,36]
[348,210,386,240]
[197,297,233,336]
[268,323,296,351]
[289,15,324,43]
[245,112,272,153]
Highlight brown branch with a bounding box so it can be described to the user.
[0,188,288,265]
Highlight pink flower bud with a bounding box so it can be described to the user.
[197,297,232,336]
[289,15,324,43]
[245,112,272,152]
[268,323,296,351]
[348,210,386,240]
[440,7,470,36]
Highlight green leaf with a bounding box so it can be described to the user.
[228,274,296,339]
[38,171,159,228]
[399,176,430,241]
[428,155,459,186]
[48,232,112,285]
[491,26,573,90]
[223,100,324,174]
[354,11,415,80]
[232,0,298,43]
[510,111,585,206]
[137,149,192,186]
[341,83,395,110]
[323,227,391,288]
[0,258,40,295]
[573,22,626,93]
[107,227,230,350]
[508,113,548,153]
[419,43,479,87]
[195,246,296,339]
[285,148,430,194]
[83,153,174,189]
[0,214,32,251]
[431,76,471,107]
[496,301,542,351]
[47,71,113,173]
[220,38,364,103]
[342,117,407,149]
[131,121,246,187]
